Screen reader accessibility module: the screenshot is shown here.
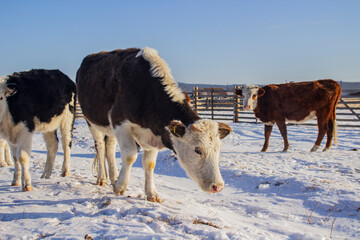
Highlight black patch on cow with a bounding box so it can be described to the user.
[6,69,76,132]
[54,130,59,142]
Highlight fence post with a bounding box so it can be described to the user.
[234,86,241,122]
[211,88,214,119]
[193,87,198,114]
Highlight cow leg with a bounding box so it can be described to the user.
[88,125,107,186]
[142,149,161,203]
[324,117,335,151]
[0,139,13,167]
[0,139,8,167]
[4,141,13,166]
[105,136,118,185]
[311,116,328,152]
[113,125,138,195]
[16,133,33,191]
[276,121,289,152]
[60,112,75,177]
[261,124,273,152]
[10,145,21,187]
[41,131,59,179]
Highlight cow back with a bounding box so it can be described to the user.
[6,69,76,132]
[255,79,341,122]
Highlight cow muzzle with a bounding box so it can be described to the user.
[210,182,224,193]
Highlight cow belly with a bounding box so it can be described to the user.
[87,121,115,137]
[286,110,316,123]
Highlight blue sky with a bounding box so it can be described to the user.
[0,0,359,85]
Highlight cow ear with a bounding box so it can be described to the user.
[218,122,232,139]
[235,89,242,96]
[168,121,186,138]
[5,83,17,97]
[258,88,265,97]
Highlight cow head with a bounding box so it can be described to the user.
[0,79,17,119]
[167,119,232,193]
[235,85,264,111]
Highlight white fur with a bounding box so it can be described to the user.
[137,47,185,103]
[286,111,317,123]
[264,121,274,126]
[0,76,8,84]
[242,85,260,111]
[129,122,165,150]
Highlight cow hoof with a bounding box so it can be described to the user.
[147,196,162,203]
[97,181,107,186]
[11,182,21,187]
[323,147,330,152]
[113,186,126,196]
[97,179,107,186]
[41,173,51,179]
[310,145,320,152]
[61,171,70,177]
[23,185,33,191]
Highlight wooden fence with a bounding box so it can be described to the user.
[74,87,360,127]
[75,100,84,119]
[191,87,360,128]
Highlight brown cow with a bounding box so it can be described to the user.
[235,80,341,152]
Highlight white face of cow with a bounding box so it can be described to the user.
[237,85,261,111]
[0,79,17,120]
[167,119,232,193]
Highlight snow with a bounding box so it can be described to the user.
[0,119,359,240]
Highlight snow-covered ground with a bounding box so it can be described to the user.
[0,119,359,240]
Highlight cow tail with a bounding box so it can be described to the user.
[334,119,338,147]
[333,92,341,147]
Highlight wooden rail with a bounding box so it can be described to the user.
[74,88,360,127]
[191,87,360,127]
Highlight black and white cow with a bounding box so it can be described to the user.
[0,69,76,191]
[76,47,232,202]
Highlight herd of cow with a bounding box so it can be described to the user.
[0,47,341,202]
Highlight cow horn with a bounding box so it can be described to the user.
[190,124,202,133]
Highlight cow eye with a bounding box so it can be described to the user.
[0,97,3,100]
[194,147,203,155]
[252,94,257,100]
